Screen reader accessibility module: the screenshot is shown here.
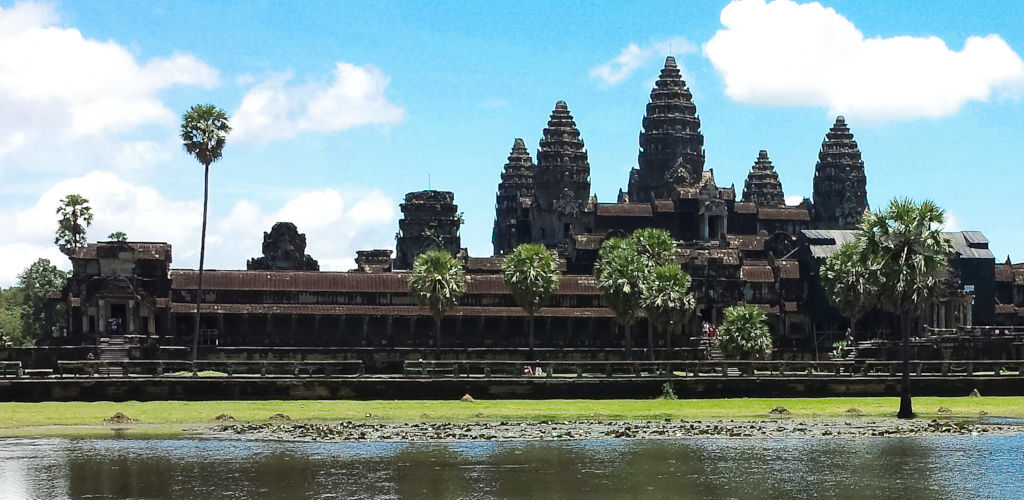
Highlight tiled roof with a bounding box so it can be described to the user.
[733,202,757,214]
[654,200,675,213]
[596,203,653,217]
[573,233,605,251]
[996,304,1017,314]
[995,267,1013,281]
[727,234,766,251]
[777,260,800,279]
[758,207,811,221]
[169,303,615,318]
[740,265,774,282]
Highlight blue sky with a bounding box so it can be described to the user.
[1,0,1023,285]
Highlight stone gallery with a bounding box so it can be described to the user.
[58,57,1023,358]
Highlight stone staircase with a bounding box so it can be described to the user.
[96,335,129,376]
[702,338,741,376]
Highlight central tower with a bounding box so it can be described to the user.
[628,56,705,202]
[530,101,591,248]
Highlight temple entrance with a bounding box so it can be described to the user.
[109,303,127,334]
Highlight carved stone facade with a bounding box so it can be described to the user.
[742,150,786,208]
[247,222,319,271]
[492,138,535,255]
[530,101,592,248]
[811,116,869,229]
[628,56,705,202]
[393,190,462,270]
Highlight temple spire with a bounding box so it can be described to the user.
[742,150,785,207]
[811,116,868,229]
[628,56,705,202]
[492,138,536,255]
[531,101,591,247]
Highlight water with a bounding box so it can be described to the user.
[2,435,1023,499]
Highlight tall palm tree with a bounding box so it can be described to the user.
[820,241,878,343]
[631,228,679,361]
[409,249,467,357]
[54,194,94,257]
[501,243,562,356]
[595,237,646,360]
[180,104,231,362]
[640,265,695,360]
[858,198,954,419]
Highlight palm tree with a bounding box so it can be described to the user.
[858,198,954,419]
[55,194,94,257]
[640,265,695,360]
[409,249,467,357]
[180,104,231,362]
[631,228,679,361]
[820,241,878,343]
[501,243,562,356]
[718,305,773,360]
[595,237,646,360]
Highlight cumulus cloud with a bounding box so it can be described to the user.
[231,62,405,143]
[704,0,1024,120]
[0,171,400,285]
[785,195,806,206]
[0,2,218,157]
[590,37,696,85]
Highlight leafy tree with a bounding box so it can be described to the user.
[108,231,127,242]
[820,241,879,343]
[0,287,26,345]
[17,259,68,343]
[55,194,93,257]
[181,103,231,362]
[857,198,954,419]
[631,228,681,361]
[501,243,561,355]
[595,237,646,359]
[409,249,466,357]
[640,265,695,360]
[718,305,773,360]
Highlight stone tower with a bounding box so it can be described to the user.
[393,190,462,270]
[812,116,868,229]
[530,101,591,247]
[628,56,705,202]
[247,222,320,271]
[492,138,535,255]
[741,150,786,207]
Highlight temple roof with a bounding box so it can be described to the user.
[741,150,785,207]
[812,116,868,229]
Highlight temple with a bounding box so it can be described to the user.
[57,57,1024,363]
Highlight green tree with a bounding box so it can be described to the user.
[640,265,695,360]
[108,231,127,242]
[17,259,68,343]
[718,305,773,360]
[501,243,562,355]
[631,228,680,361]
[409,249,467,357]
[181,103,231,362]
[595,237,646,359]
[0,287,26,345]
[820,241,879,343]
[858,198,955,419]
[55,194,93,257]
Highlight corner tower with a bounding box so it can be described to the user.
[531,101,591,248]
[493,138,535,255]
[741,150,785,207]
[811,116,868,229]
[628,56,705,202]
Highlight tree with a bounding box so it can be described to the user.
[17,259,68,343]
[181,104,231,362]
[631,228,680,361]
[857,198,954,419]
[501,243,561,355]
[409,249,466,357]
[0,287,25,346]
[718,305,773,360]
[820,241,879,343]
[55,194,93,257]
[108,231,127,242]
[595,237,647,359]
[640,265,695,360]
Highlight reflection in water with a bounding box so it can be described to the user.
[1,435,1022,499]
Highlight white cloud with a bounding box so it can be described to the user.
[231,62,405,143]
[590,37,696,85]
[785,195,806,206]
[0,2,218,156]
[704,0,1024,121]
[0,171,400,285]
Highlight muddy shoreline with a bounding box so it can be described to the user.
[208,417,1024,442]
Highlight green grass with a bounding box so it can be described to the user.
[1,397,1022,438]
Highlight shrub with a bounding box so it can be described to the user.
[718,305,772,360]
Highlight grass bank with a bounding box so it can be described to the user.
[1,397,1022,439]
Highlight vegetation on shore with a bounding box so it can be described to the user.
[1,397,1022,438]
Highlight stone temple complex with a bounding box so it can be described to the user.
[56,57,1024,362]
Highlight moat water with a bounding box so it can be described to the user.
[2,435,1023,499]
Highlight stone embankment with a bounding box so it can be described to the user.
[212,418,1022,442]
